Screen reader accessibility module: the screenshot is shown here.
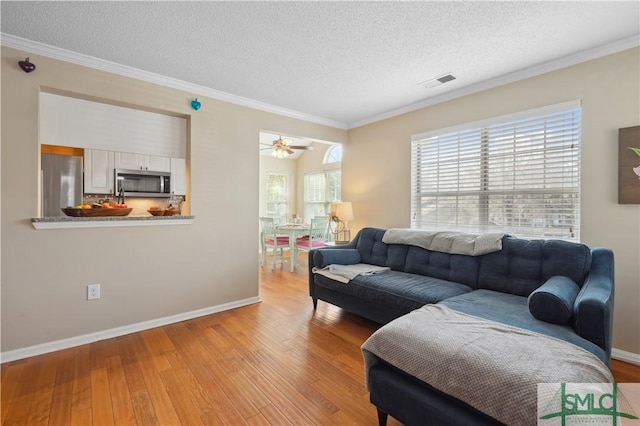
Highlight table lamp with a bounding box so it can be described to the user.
[330,201,353,244]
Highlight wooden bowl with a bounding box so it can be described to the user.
[148,209,180,216]
[62,207,132,217]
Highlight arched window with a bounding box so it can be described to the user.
[324,145,343,164]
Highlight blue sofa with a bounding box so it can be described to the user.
[308,227,614,426]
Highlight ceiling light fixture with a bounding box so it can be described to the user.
[260,135,313,158]
[272,146,290,158]
[271,137,293,158]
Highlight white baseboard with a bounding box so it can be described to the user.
[611,348,640,366]
[0,296,261,364]
[3,303,638,368]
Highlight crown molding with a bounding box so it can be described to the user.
[349,34,640,129]
[0,33,349,130]
[2,32,637,130]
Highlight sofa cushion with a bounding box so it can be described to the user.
[314,270,473,313]
[404,246,479,288]
[477,237,592,297]
[528,276,580,325]
[439,289,606,363]
[313,249,361,268]
[355,228,409,271]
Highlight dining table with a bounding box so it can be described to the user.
[275,223,311,272]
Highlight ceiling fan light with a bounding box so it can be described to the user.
[272,148,289,159]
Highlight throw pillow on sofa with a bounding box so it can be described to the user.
[528,276,580,325]
[313,249,362,268]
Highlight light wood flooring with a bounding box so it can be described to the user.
[2,254,639,425]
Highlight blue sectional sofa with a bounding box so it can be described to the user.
[308,227,615,426]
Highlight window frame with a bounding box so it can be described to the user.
[410,100,582,241]
[265,172,290,222]
[304,169,342,220]
[324,144,343,164]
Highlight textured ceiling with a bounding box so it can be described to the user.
[1,1,639,128]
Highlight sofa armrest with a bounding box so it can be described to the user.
[313,249,362,268]
[573,247,614,364]
[308,231,360,280]
[308,232,361,302]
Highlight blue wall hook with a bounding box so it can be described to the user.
[191,98,201,111]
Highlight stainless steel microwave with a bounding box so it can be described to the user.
[115,169,171,197]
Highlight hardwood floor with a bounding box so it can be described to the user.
[2,256,639,425]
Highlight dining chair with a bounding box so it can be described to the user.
[259,217,290,269]
[295,217,330,261]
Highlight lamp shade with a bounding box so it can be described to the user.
[330,202,353,221]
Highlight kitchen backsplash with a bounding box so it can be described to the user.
[83,194,185,216]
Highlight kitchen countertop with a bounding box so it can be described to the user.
[31,214,195,229]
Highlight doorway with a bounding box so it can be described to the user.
[258,131,342,270]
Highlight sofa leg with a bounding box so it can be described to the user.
[376,407,388,426]
[312,298,318,310]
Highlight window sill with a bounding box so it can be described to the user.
[31,215,195,230]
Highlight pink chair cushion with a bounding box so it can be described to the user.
[266,237,289,245]
[295,238,327,248]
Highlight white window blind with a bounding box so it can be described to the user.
[326,170,342,201]
[304,170,342,219]
[265,173,289,221]
[411,102,581,241]
[304,173,326,203]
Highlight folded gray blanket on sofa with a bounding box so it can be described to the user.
[362,304,613,426]
[313,263,391,284]
[382,228,505,256]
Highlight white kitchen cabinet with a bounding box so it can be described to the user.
[115,152,171,172]
[84,149,115,194]
[146,155,171,172]
[171,158,186,195]
[114,152,143,170]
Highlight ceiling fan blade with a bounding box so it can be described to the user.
[286,149,294,155]
[289,145,314,150]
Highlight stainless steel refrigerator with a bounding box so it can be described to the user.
[41,153,83,217]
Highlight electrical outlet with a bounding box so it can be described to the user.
[87,284,100,300]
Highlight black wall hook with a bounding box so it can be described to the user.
[19,57,36,73]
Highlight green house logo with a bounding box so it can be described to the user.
[539,383,639,425]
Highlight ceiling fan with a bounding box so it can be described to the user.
[260,136,314,158]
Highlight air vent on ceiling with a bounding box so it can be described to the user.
[419,73,457,89]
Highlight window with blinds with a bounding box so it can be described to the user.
[265,173,289,221]
[304,170,342,219]
[411,101,581,241]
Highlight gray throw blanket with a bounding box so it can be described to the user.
[382,228,505,256]
[313,263,390,284]
[362,305,613,425]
